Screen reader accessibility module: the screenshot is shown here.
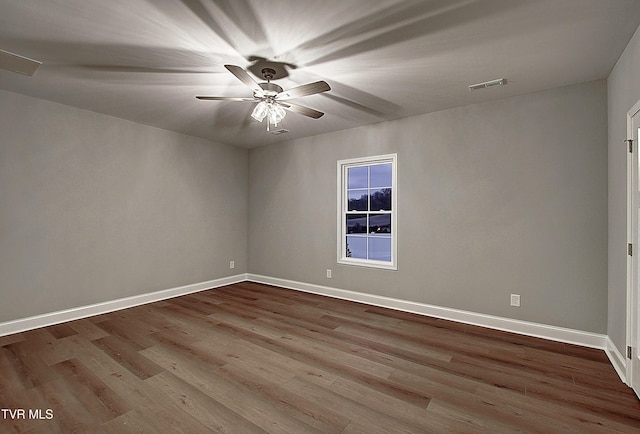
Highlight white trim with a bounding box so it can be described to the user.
[627,115,633,384]
[337,153,398,270]
[606,336,628,384]
[247,274,607,349]
[627,101,640,390]
[0,274,248,337]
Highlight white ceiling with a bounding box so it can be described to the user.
[1,0,640,148]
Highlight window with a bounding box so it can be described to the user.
[337,154,397,270]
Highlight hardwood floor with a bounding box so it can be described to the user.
[1,281,639,433]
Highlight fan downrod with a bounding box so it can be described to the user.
[258,68,282,95]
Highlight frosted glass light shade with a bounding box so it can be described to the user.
[251,101,269,121]
[269,104,286,125]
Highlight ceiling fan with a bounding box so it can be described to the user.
[196,64,330,131]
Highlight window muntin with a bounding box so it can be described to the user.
[338,154,397,269]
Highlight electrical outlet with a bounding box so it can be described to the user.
[510,294,521,307]
[326,269,332,278]
[229,260,235,269]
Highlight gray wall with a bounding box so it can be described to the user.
[0,77,610,335]
[0,90,248,322]
[608,25,640,352]
[249,80,608,333]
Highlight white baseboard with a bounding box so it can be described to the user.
[247,274,608,350]
[0,273,249,337]
[605,336,628,385]
[0,272,613,360]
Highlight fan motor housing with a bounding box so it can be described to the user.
[258,82,283,96]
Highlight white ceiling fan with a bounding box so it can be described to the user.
[196,64,330,131]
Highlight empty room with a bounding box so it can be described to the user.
[3,0,640,432]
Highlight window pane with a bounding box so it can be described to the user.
[346,236,367,259]
[346,214,367,233]
[370,188,392,211]
[369,214,391,234]
[370,163,392,188]
[348,189,368,211]
[348,166,368,189]
[368,237,391,261]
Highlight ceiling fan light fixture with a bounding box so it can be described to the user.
[252,101,286,130]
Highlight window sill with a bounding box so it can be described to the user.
[338,258,397,271]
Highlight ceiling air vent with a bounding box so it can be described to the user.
[469,78,507,91]
[269,129,289,135]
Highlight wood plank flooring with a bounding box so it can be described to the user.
[1,281,639,433]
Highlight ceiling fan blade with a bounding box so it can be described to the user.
[280,102,324,119]
[224,64,263,95]
[0,49,42,76]
[196,96,255,101]
[276,81,331,101]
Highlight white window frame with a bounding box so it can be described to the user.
[337,154,397,270]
